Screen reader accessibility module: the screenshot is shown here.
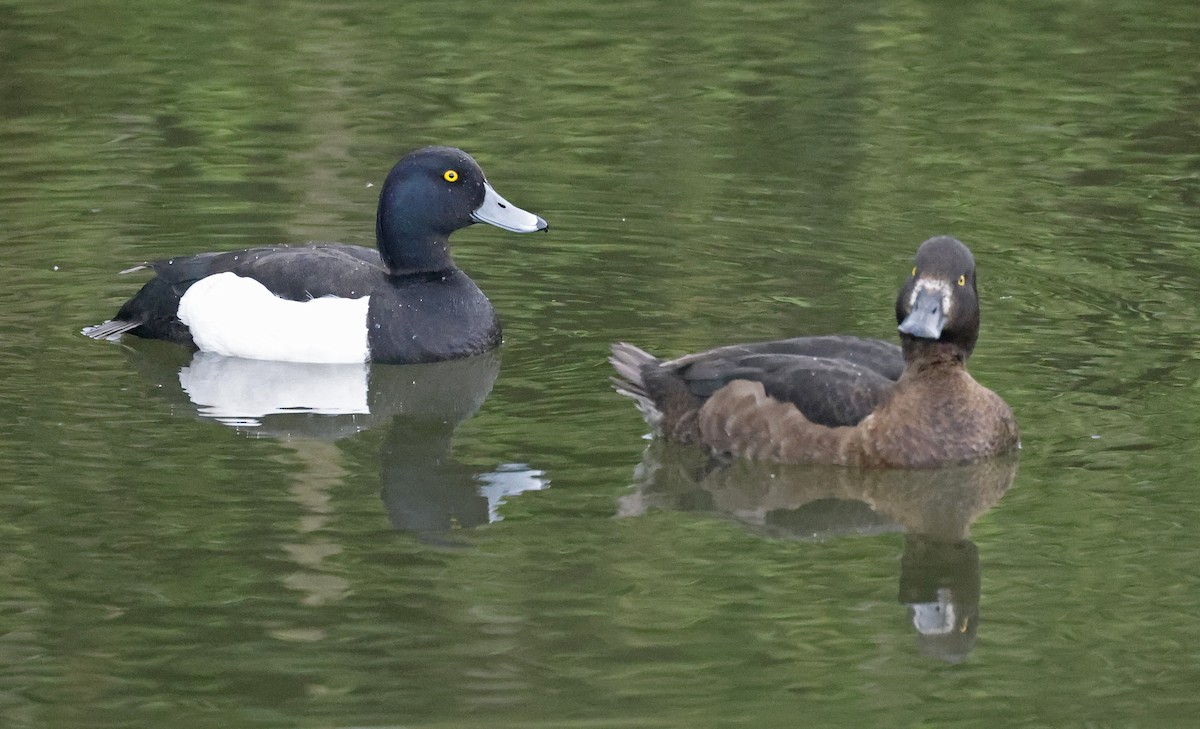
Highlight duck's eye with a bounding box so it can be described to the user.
[957,274,966,286]
[443,169,459,183]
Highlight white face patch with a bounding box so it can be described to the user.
[178,272,370,364]
[908,278,954,318]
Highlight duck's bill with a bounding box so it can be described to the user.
[471,182,548,233]
[898,285,948,340]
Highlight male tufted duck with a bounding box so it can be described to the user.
[84,146,548,364]
[610,236,1018,469]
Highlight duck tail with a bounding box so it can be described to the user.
[82,318,143,341]
[609,342,665,431]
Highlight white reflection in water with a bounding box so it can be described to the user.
[179,351,370,425]
[478,464,549,523]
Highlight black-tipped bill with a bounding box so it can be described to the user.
[471,181,548,233]
[898,284,948,340]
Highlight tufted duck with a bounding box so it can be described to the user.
[610,236,1018,468]
[84,146,548,364]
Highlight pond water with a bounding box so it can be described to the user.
[3,0,1200,726]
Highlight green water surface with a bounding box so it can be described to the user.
[2,0,1200,726]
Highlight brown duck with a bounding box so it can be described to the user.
[610,236,1019,469]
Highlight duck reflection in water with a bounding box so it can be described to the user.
[618,443,1017,663]
[120,341,548,539]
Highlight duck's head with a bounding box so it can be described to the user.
[895,236,980,363]
[376,146,548,272]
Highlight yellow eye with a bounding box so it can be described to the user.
[911,267,917,276]
[957,274,966,286]
[443,169,459,183]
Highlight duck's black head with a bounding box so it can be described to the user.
[375,146,547,273]
[894,236,980,363]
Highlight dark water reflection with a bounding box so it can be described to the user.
[118,343,547,538]
[621,445,1016,662]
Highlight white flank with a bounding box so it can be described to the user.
[178,272,370,363]
[908,278,954,316]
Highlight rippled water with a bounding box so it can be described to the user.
[3,0,1200,726]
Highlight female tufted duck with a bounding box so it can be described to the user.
[84,146,548,364]
[610,236,1018,469]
